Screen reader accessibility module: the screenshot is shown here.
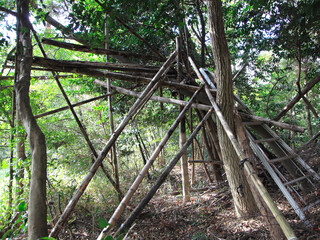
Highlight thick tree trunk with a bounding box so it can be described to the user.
[206,0,257,217]
[15,1,48,239]
[234,114,285,240]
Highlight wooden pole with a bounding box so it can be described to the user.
[34,94,112,119]
[189,57,297,240]
[177,37,190,203]
[185,118,213,183]
[97,84,204,240]
[100,83,212,111]
[42,38,163,61]
[49,50,177,238]
[190,108,195,185]
[274,72,320,121]
[116,108,214,236]
[105,15,121,201]
[239,112,305,133]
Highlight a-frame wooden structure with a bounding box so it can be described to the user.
[5,13,320,240]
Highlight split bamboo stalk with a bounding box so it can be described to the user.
[49,50,177,238]
[189,57,297,240]
[97,84,204,240]
[34,94,112,119]
[116,108,214,236]
[239,112,305,133]
[95,82,212,111]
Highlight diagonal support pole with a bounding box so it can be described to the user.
[115,107,214,236]
[49,50,177,238]
[97,84,204,239]
[189,57,297,240]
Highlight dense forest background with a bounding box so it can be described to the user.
[0,0,319,239]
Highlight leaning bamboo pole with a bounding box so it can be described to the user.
[95,82,212,111]
[49,50,177,238]
[34,94,112,119]
[189,57,297,240]
[42,38,163,61]
[239,112,305,133]
[115,108,214,236]
[97,85,204,240]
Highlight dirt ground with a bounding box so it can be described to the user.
[54,142,320,240]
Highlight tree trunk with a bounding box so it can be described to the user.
[206,0,257,217]
[234,113,285,240]
[16,113,26,198]
[15,1,48,239]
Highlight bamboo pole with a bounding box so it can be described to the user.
[189,57,297,240]
[190,108,195,185]
[105,15,121,201]
[116,108,214,236]
[32,57,217,96]
[185,118,213,183]
[274,72,320,121]
[97,84,204,240]
[0,75,74,81]
[195,109,222,182]
[42,38,163,61]
[177,37,190,203]
[49,50,177,238]
[239,112,305,133]
[34,94,112,119]
[97,83,212,111]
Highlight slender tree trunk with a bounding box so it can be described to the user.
[15,1,48,239]
[234,113,285,240]
[206,0,257,217]
[16,113,26,198]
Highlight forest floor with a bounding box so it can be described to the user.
[56,142,320,240]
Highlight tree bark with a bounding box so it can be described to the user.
[206,0,257,217]
[15,0,48,239]
[234,113,285,240]
[16,113,26,198]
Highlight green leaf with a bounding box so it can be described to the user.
[40,237,57,240]
[98,218,109,229]
[18,201,26,211]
